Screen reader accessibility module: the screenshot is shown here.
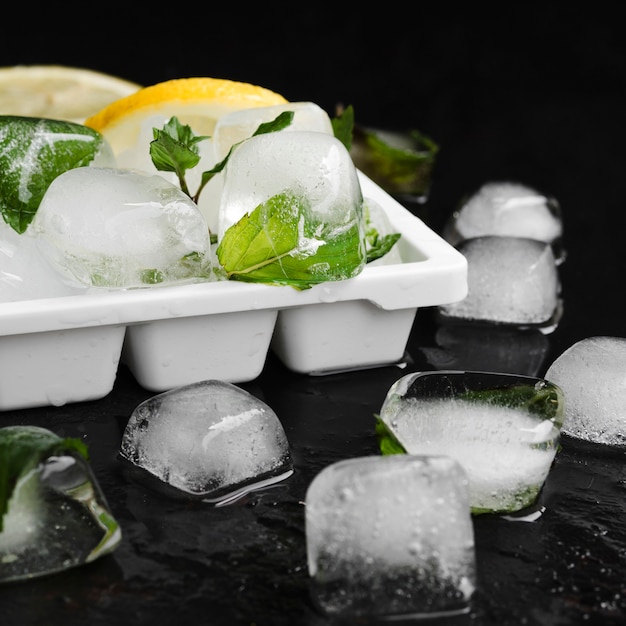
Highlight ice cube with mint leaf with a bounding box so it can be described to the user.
[215,130,367,289]
[150,112,400,285]
[0,115,113,234]
[376,371,565,515]
[0,425,121,583]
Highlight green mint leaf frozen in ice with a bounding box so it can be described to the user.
[216,190,364,290]
[374,415,407,456]
[461,384,564,425]
[0,426,89,532]
[350,125,438,198]
[366,232,401,263]
[0,115,105,234]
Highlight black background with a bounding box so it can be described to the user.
[1,6,626,625]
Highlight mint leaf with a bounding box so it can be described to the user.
[0,426,88,532]
[216,191,365,289]
[0,115,105,234]
[374,415,407,456]
[366,232,401,263]
[331,104,354,151]
[350,125,438,198]
[460,384,563,425]
[151,112,295,206]
[252,110,294,137]
[150,116,208,197]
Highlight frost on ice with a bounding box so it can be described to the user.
[438,236,561,328]
[305,454,476,619]
[31,167,212,288]
[545,336,626,448]
[378,371,565,514]
[119,379,293,504]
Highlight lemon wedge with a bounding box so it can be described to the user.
[0,65,141,123]
[84,77,288,156]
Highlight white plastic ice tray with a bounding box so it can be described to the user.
[0,174,467,411]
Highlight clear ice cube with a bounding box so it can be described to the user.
[378,371,565,513]
[216,130,365,255]
[444,181,564,262]
[31,167,212,288]
[200,103,335,236]
[305,454,476,619]
[438,236,561,328]
[119,380,293,504]
[0,220,87,302]
[545,336,626,448]
[212,101,333,163]
[0,425,121,583]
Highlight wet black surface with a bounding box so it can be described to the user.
[3,7,626,625]
[1,350,626,626]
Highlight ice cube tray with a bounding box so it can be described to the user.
[0,173,467,411]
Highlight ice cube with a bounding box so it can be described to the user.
[545,336,626,448]
[0,220,88,302]
[31,167,212,288]
[0,425,121,583]
[212,101,333,163]
[216,130,365,254]
[119,380,293,504]
[444,181,564,262]
[198,103,335,235]
[305,454,476,619]
[378,371,565,513]
[438,236,561,328]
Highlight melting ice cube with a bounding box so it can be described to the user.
[438,236,561,329]
[119,380,293,504]
[305,454,476,619]
[378,371,565,514]
[0,425,121,583]
[545,336,626,448]
[444,181,564,262]
[31,167,212,289]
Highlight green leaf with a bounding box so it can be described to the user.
[216,191,365,289]
[151,112,294,206]
[374,415,407,455]
[0,425,89,532]
[366,232,401,263]
[252,110,294,137]
[0,115,105,233]
[460,384,564,425]
[350,125,438,197]
[150,116,208,197]
[331,104,354,151]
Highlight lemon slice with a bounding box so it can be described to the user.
[84,77,289,155]
[0,65,141,123]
